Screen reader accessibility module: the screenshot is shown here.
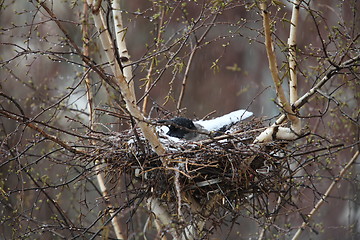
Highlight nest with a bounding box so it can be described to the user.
[87,118,290,221]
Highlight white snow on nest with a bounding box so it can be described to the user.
[195,109,253,131]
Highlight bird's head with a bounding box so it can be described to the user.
[158,117,197,139]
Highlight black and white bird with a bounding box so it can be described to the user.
[158,109,253,141]
[158,117,208,141]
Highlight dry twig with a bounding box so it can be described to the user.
[291,150,359,240]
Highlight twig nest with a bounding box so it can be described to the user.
[92,117,289,217]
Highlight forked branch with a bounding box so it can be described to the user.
[86,0,166,158]
[260,3,296,123]
[256,2,301,142]
[255,53,360,143]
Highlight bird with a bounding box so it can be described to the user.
[157,117,208,141]
[158,109,253,141]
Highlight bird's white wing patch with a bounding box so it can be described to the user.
[156,125,185,144]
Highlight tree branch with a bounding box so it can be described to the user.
[291,150,359,240]
[82,3,125,239]
[0,110,83,154]
[177,10,218,110]
[112,0,136,98]
[146,197,180,239]
[255,2,302,143]
[255,54,359,142]
[86,0,167,159]
[37,0,121,92]
[260,3,296,123]
[142,7,165,115]
[288,0,300,106]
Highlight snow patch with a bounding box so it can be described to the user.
[195,109,253,131]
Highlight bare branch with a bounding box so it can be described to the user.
[288,0,300,106]
[142,7,165,115]
[37,0,120,91]
[86,0,167,158]
[255,54,359,142]
[260,3,296,123]
[146,197,180,239]
[256,2,301,142]
[94,163,125,239]
[0,110,83,154]
[291,150,359,240]
[177,11,218,110]
[112,0,136,98]
[82,3,125,239]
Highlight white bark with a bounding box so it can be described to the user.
[87,0,166,158]
[256,2,302,143]
[112,0,136,98]
[288,0,300,106]
[146,197,180,239]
